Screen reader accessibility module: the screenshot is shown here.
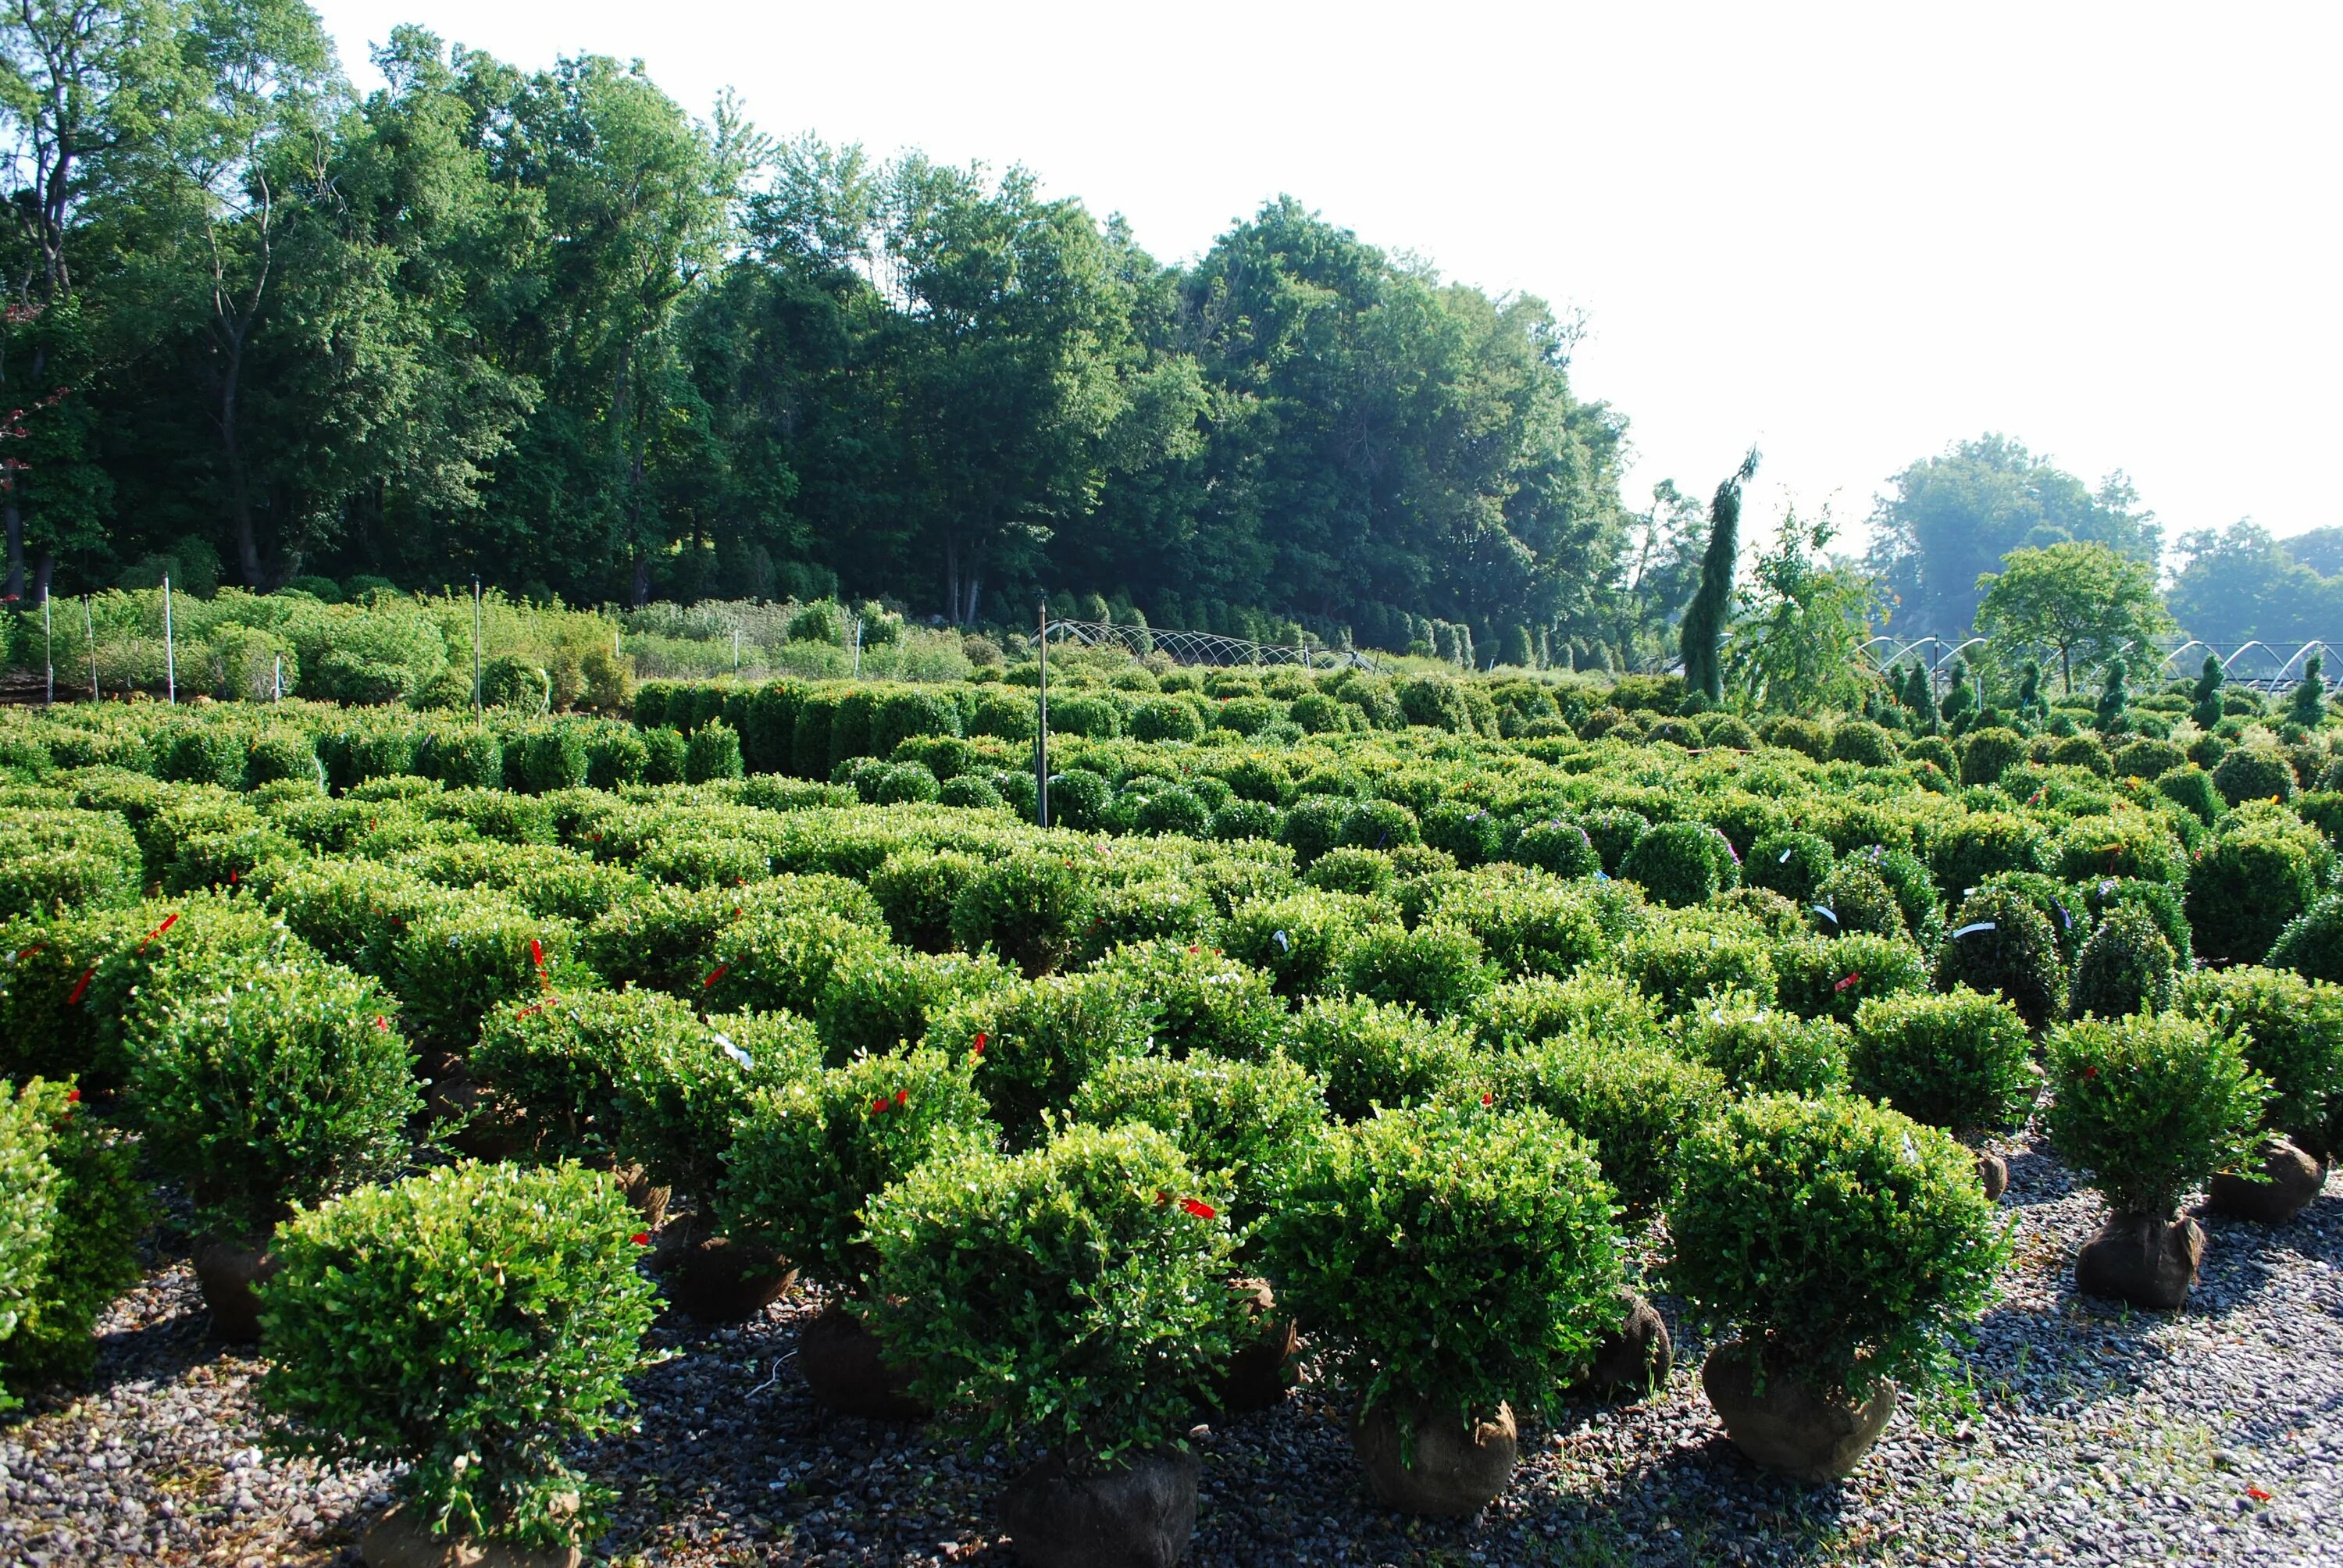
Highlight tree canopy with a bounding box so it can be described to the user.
[1973,540,2171,695]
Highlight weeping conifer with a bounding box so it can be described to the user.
[1678,450,1759,703]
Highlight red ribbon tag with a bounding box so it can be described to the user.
[1179,1198,1216,1221]
[138,911,180,950]
[1834,972,1862,993]
[65,966,96,1007]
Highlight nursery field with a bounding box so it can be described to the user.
[1,650,2340,1567]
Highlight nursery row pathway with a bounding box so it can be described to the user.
[1,1135,2336,1568]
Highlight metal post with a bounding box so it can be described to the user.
[162,573,175,704]
[273,654,283,702]
[84,596,96,700]
[1035,604,1050,829]
[471,577,483,716]
[851,615,863,679]
[733,626,740,672]
[42,592,52,705]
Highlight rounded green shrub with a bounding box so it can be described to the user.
[1849,990,2036,1134]
[1070,1052,1327,1237]
[2067,904,2177,1020]
[2076,875,2193,968]
[703,909,886,1018]
[1218,889,1379,999]
[1128,697,1205,743]
[937,773,1005,811]
[721,1046,992,1291]
[864,1122,1250,1463]
[2185,816,2329,965]
[1468,972,1669,1054]
[1926,811,2049,899]
[1772,931,1931,1026]
[1133,784,1211,838]
[1934,885,2065,1030]
[393,902,578,1053]
[2155,764,2223,827]
[1828,722,1899,768]
[927,969,1159,1146]
[1263,1103,1624,1436]
[2046,1013,2268,1218]
[1341,921,1494,1017]
[2052,813,2187,889]
[1086,940,1286,1060]
[1421,800,1506,868]
[1667,1093,2007,1398]
[1304,846,1398,898]
[1616,925,1776,1014]
[1285,995,1477,1121]
[950,852,1093,977]
[0,809,142,921]
[1578,807,1649,876]
[1622,820,1739,907]
[1748,831,1834,906]
[1512,817,1603,879]
[0,1078,148,1402]
[1810,860,1905,938]
[2174,966,2343,1155]
[1071,877,1216,966]
[258,1161,658,1551]
[1685,998,1852,1097]
[2268,892,2343,982]
[815,946,1009,1064]
[1959,726,2027,787]
[1339,797,1421,851]
[1487,1033,1725,1211]
[2213,747,2294,806]
[131,957,421,1245]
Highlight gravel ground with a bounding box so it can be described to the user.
[3,1134,2337,1568]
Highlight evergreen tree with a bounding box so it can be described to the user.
[2095,658,2128,733]
[1678,450,1758,703]
[2288,653,2327,730]
[2191,652,2225,729]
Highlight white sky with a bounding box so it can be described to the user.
[312,0,2343,556]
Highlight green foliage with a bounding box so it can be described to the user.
[1747,830,1833,906]
[815,946,1009,1063]
[130,958,419,1244]
[1622,820,1739,907]
[393,902,577,1053]
[1935,885,2066,1030]
[1511,817,1602,879]
[1616,925,1776,1014]
[2186,816,2329,965]
[2067,904,2177,1020]
[0,809,143,921]
[1070,1052,1327,1237]
[1339,921,1493,1017]
[1849,990,2036,1134]
[1927,811,2049,899]
[1285,995,1478,1121]
[258,1163,658,1548]
[1086,941,1287,1060]
[721,1047,992,1290]
[2266,893,2343,985]
[1218,889,1378,999]
[1487,1032,1725,1211]
[1667,1094,2007,1397]
[1681,455,1757,703]
[1685,998,1852,1097]
[2212,747,2295,807]
[950,852,1093,978]
[1772,931,1931,1025]
[2046,1014,2269,1218]
[1973,541,2171,697]
[2174,966,2343,1154]
[1264,1103,1624,1432]
[929,970,1160,1146]
[0,1080,148,1402]
[704,909,886,1017]
[864,1123,1249,1465]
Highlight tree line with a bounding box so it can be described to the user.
[0,0,1679,666]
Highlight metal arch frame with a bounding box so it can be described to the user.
[2220,641,2278,676]
[2159,639,2212,674]
[1040,617,1385,672]
[2271,640,2334,682]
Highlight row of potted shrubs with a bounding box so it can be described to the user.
[4,683,2342,1559]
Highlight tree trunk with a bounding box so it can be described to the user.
[4,497,21,602]
[34,551,54,605]
[631,552,652,608]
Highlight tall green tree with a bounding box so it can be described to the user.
[1869,434,2159,641]
[1724,501,1875,713]
[1973,540,2172,694]
[1680,451,1756,703]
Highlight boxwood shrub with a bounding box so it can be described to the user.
[2212,746,2295,806]
[2174,966,2343,1156]
[1086,941,1287,1060]
[1264,1103,1624,1438]
[720,1046,990,1290]
[130,957,421,1245]
[1439,877,1607,980]
[1285,995,1478,1121]
[1218,889,1380,999]
[950,852,1093,977]
[926,969,1161,1146]
[2046,1013,2268,1219]
[1070,877,1217,966]
[703,909,886,1018]
[1849,990,2036,1135]
[2067,904,2177,1020]
[1340,921,1494,1017]
[1615,925,1776,1014]
[257,1162,658,1551]
[1934,885,2065,1030]
[815,946,1011,1064]
[1486,1032,1725,1211]
[1684,999,1853,1097]
[2185,814,2330,965]
[1622,820,1738,907]
[1070,1052,1327,1238]
[1667,1093,2006,1399]
[1468,971,1669,1054]
[392,901,580,1053]
[1926,811,2049,899]
[863,1122,1250,1465]
[0,1078,148,1402]
[1773,932,1930,1026]
[1747,831,1834,906]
